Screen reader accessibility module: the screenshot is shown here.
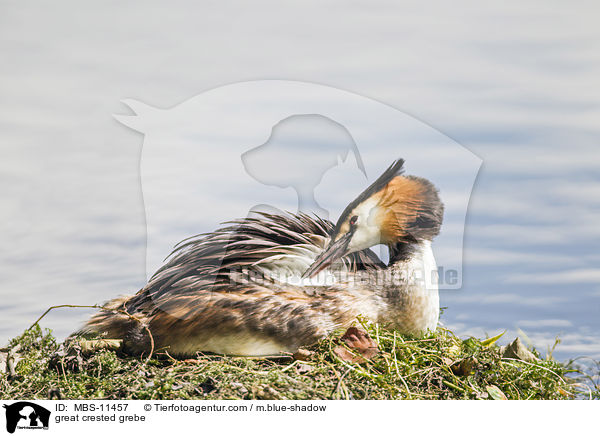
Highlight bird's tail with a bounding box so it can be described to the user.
[72,295,151,354]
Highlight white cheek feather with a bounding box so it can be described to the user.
[347,198,382,253]
[347,226,381,253]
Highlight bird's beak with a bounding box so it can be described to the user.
[302,231,353,278]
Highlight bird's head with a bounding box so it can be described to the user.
[303,159,444,278]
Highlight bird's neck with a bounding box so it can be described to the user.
[373,239,440,334]
[387,237,421,264]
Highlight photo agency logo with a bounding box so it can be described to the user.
[114,80,480,318]
[2,402,50,433]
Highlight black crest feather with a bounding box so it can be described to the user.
[333,159,405,236]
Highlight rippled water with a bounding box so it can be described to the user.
[1,1,598,363]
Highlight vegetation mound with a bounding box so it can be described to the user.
[2,322,596,400]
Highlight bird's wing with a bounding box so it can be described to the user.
[124,211,384,313]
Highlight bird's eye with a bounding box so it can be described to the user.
[349,215,358,226]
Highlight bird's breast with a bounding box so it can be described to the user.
[377,241,440,334]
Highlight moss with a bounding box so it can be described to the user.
[1,324,596,400]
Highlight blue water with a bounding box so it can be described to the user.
[1,1,598,365]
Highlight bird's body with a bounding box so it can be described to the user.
[80,160,444,356]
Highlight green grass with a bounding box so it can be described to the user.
[1,323,597,400]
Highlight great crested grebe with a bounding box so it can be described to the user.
[79,159,444,356]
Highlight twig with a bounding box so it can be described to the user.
[28,304,100,330]
[392,332,412,399]
[336,368,352,400]
[500,358,567,385]
[7,344,22,380]
[27,303,155,364]
[442,380,465,393]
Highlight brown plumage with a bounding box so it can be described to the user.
[79,159,444,356]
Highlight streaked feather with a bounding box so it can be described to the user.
[78,211,386,355]
[78,161,444,357]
